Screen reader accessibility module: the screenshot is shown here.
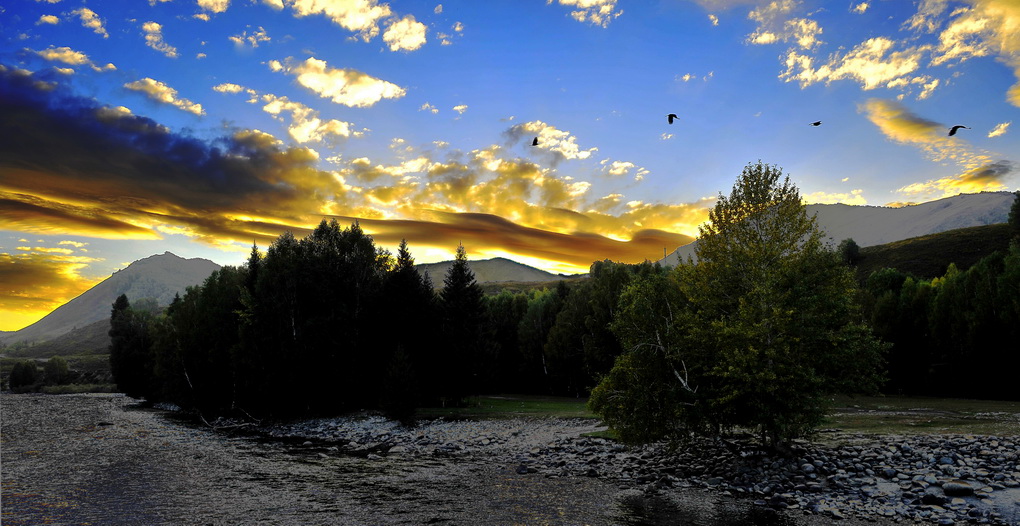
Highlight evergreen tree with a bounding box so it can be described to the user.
[109,294,156,400]
[439,243,487,404]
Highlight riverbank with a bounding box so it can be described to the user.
[3,393,1018,525]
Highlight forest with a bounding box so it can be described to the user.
[104,164,1020,443]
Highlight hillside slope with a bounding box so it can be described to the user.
[661,191,1015,265]
[416,257,567,285]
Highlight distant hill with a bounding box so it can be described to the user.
[854,223,1014,281]
[1,252,220,346]
[416,257,570,285]
[661,191,1015,265]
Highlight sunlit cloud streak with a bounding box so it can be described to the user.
[0,251,104,331]
[31,46,116,72]
[124,77,203,115]
[0,67,703,277]
[860,98,1015,198]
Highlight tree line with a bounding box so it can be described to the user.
[109,219,665,422]
[108,164,1020,445]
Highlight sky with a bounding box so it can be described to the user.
[1,0,1019,332]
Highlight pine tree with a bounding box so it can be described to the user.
[439,243,487,404]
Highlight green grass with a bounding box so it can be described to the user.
[416,394,596,420]
[823,395,1020,436]
[40,383,118,394]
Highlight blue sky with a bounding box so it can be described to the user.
[1,0,1019,330]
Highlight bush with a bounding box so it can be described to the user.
[9,361,39,392]
[44,356,70,385]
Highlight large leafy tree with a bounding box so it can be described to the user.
[591,161,886,445]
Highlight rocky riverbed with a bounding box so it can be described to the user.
[3,393,1019,525]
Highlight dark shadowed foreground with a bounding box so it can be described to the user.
[3,394,912,526]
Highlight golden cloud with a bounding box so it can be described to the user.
[125,77,203,115]
[896,160,1014,199]
[0,251,104,331]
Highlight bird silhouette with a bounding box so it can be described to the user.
[948,125,970,136]
[531,137,539,146]
[810,121,822,126]
[667,113,678,124]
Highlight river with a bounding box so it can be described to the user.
[2,393,903,525]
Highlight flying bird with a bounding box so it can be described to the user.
[810,121,822,126]
[948,125,970,136]
[531,137,539,146]
[667,113,678,124]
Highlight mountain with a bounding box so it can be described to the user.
[2,252,220,346]
[416,257,567,285]
[660,191,1016,265]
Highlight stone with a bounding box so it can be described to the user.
[942,480,974,497]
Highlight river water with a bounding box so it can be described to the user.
[2,393,888,525]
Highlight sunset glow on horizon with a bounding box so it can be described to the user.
[2,0,1019,331]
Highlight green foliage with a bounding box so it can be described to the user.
[9,360,39,392]
[860,241,1020,400]
[591,161,886,445]
[43,356,70,385]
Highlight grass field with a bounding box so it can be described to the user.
[416,394,1020,439]
[822,395,1020,436]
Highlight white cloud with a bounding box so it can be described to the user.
[746,0,823,51]
[708,14,719,26]
[271,57,406,108]
[382,14,427,51]
[71,7,108,38]
[198,0,230,13]
[284,0,393,41]
[552,0,622,28]
[851,3,869,14]
[143,21,179,58]
[781,37,928,92]
[419,102,439,114]
[989,121,1011,137]
[124,77,204,115]
[506,120,597,162]
[803,188,868,205]
[452,104,468,115]
[36,15,59,25]
[229,26,271,48]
